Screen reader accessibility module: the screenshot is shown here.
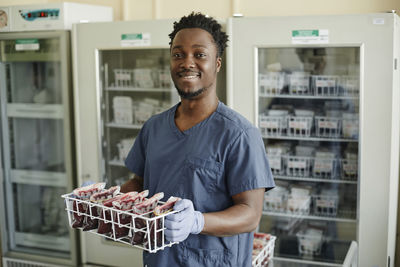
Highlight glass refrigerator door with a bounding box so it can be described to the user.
[98,48,179,186]
[0,34,74,262]
[257,47,359,265]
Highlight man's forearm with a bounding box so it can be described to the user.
[201,188,264,236]
[120,175,144,193]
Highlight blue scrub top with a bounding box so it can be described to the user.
[125,101,275,267]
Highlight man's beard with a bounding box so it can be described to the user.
[175,86,207,100]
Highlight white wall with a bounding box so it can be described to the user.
[1,0,398,21]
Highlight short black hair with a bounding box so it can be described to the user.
[169,12,229,57]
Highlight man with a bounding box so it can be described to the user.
[122,12,274,266]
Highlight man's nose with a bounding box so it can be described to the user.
[180,55,195,68]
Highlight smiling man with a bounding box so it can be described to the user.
[122,12,275,266]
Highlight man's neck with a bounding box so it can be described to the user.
[174,95,219,132]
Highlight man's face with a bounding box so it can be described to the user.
[170,28,221,100]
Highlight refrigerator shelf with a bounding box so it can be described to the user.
[105,122,143,129]
[262,135,358,142]
[108,160,125,167]
[272,240,357,266]
[106,86,173,93]
[259,94,358,100]
[62,193,179,253]
[262,211,357,223]
[10,169,67,187]
[14,232,70,252]
[274,175,357,184]
[7,103,64,119]
[1,53,61,63]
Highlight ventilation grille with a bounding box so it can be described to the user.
[3,258,63,267]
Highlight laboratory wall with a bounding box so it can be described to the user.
[0,0,399,20]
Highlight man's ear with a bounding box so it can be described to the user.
[216,57,222,73]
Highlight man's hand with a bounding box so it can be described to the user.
[164,199,204,242]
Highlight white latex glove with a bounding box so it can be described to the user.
[164,199,204,242]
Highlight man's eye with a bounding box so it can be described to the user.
[196,53,206,58]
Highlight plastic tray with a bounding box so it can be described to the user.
[315,116,342,138]
[259,115,287,136]
[62,193,179,253]
[252,235,276,267]
[287,116,313,137]
[312,75,339,96]
[259,72,286,95]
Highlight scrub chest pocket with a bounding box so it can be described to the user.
[184,156,224,191]
[179,156,227,211]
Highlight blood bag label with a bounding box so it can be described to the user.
[121,33,151,47]
[292,29,329,44]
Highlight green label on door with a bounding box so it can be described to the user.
[292,29,329,44]
[121,33,151,47]
[292,30,319,37]
[15,39,39,51]
[121,34,143,40]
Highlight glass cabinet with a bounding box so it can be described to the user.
[98,48,179,186]
[257,47,360,264]
[0,32,76,265]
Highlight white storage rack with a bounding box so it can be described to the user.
[259,72,286,95]
[285,155,313,177]
[288,72,311,95]
[312,75,339,96]
[113,68,174,89]
[313,194,339,217]
[62,193,179,253]
[259,114,287,136]
[313,157,338,179]
[296,228,324,256]
[315,116,342,138]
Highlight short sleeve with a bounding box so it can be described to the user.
[125,124,147,177]
[226,127,275,196]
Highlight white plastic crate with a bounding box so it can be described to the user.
[288,72,311,95]
[342,113,359,139]
[286,196,311,215]
[252,234,276,267]
[158,69,174,89]
[114,69,135,87]
[285,156,313,177]
[259,72,286,95]
[313,194,339,216]
[116,138,135,161]
[259,114,287,136]
[313,157,337,179]
[312,75,339,96]
[267,154,286,176]
[264,186,288,212]
[341,159,358,180]
[296,228,324,255]
[315,116,342,138]
[133,68,155,88]
[62,193,178,253]
[113,96,133,124]
[287,116,313,137]
[339,76,359,96]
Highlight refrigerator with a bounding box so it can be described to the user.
[72,19,228,267]
[228,13,400,267]
[0,3,112,267]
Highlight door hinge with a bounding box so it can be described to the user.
[388,255,391,267]
[394,58,397,70]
